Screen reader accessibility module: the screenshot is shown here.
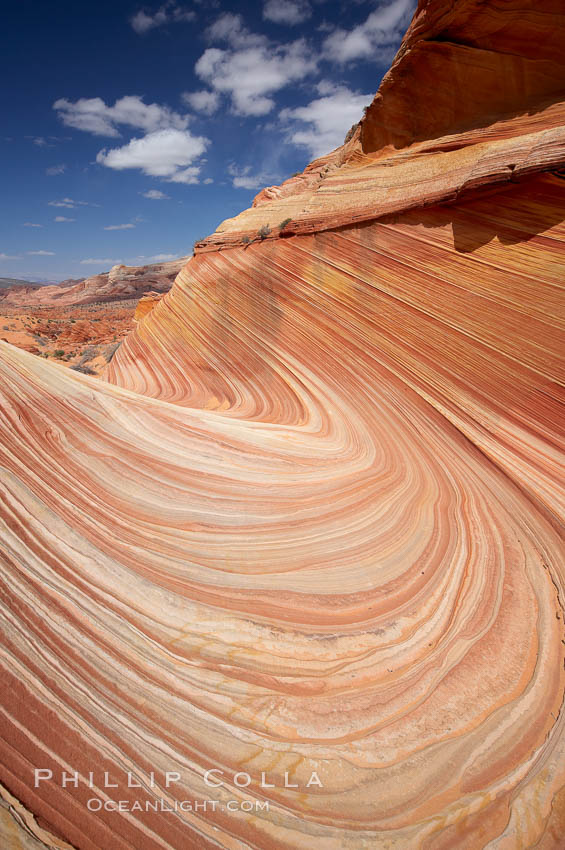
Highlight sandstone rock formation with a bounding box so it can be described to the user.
[0,259,188,376]
[0,278,47,291]
[0,257,188,308]
[1,1,565,849]
[195,0,565,253]
[134,291,165,323]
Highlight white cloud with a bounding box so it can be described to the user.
[80,258,120,265]
[104,223,136,230]
[141,189,170,199]
[281,86,372,157]
[206,13,264,48]
[196,14,317,116]
[263,0,311,25]
[0,253,20,260]
[315,80,337,96]
[150,253,178,261]
[33,137,49,147]
[46,164,66,176]
[28,250,55,255]
[23,223,43,227]
[167,166,201,184]
[323,0,415,64]
[171,8,196,25]
[203,177,213,184]
[53,95,190,137]
[227,163,274,191]
[96,128,207,183]
[48,198,94,208]
[54,216,75,222]
[131,10,165,33]
[130,4,195,35]
[55,97,207,186]
[181,90,220,115]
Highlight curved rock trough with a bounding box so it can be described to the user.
[1,1,564,848]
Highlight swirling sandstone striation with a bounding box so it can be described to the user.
[1,1,565,848]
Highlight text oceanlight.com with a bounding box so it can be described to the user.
[87,798,269,813]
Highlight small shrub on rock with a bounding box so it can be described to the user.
[103,341,121,362]
[71,364,97,375]
[79,345,98,364]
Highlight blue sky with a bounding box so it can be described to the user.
[0,0,415,281]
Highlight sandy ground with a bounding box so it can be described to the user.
[0,299,138,376]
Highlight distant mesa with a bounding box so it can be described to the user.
[0,260,187,377]
[0,257,188,307]
[0,277,49,290]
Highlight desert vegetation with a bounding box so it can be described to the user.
[0,299,137,376]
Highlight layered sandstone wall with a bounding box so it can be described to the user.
[362,0,565,152]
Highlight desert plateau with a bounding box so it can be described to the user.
[0,258,184,375]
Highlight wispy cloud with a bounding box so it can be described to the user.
[96,128,208,183]
[46,163,66,176]
[181,90,220,115]
[167,166,201,184]
[227,163,276,191]
[103,223,136,230]
[140,189,171,199]
[54,216,75,222]
[322,0,415,64]
[23,222,43,227]
[54,95,190,138]
[80,258,120,266]
[281,84,372,157]
[263,0,311,25]
[28,250,56,255]
[130,3,195,35]
[26,134,70,146]
[0,253,21,260]
[133,252,182,262]
[48,198,98,209]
